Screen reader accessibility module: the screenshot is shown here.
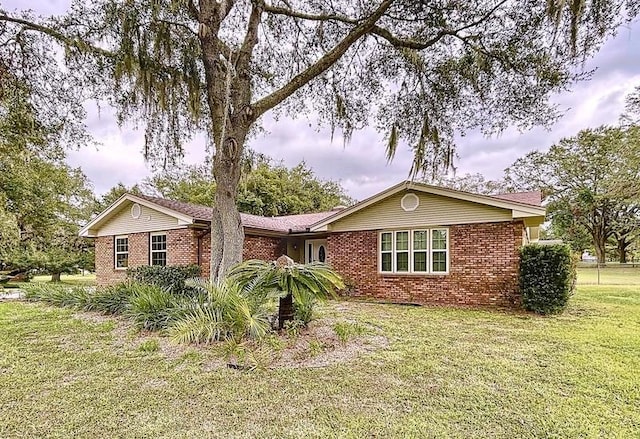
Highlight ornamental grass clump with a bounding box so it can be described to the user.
[23,283,90,308]
[127,265,201,296]
[83,282,132,315]
[126,283,190,331]
[169,278,273,345]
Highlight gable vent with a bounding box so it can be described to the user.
[401,193,420,212]
[131,203,142,219]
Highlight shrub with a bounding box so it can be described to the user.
[126,283,188,331]
[127,265,201,296]
[519,244,576,315]
[23,283,90,308]
[83,282,132,315]
[229,258,344,329]
[169,278,272,345]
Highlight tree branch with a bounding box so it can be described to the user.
[263,4,358,24]
[236,0,263,69]
[187,0,200,20]
[156,18,197,36]
[0,14,115,59]
[370,26,454,49]
[252,0,394,118]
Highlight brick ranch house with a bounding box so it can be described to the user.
[79,181,545,307]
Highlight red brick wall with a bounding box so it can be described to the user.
[95,229,200,286]
[243,235,287,261]
[96,229,287,285]
[327,221,525,307]
[198,232,211,278]
[197,233,286,277]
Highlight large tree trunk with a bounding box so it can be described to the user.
[594,239,606,267]
[617,238,629,264]
[199,1,256,283]
[209,128,248,282]
[51,272,61,282]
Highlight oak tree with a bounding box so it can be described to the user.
[1,0,635,279]
[504,126,640,264]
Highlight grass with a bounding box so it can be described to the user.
[577,264,640,285]
[2,273,96,290]
[1,285,639,438]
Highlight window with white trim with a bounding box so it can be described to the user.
[380,232,392,272]
[115,235,129,269]
[379,228,449,274]
[413,230,428,272]
[150,233,167,266]
[431,229,448,273]
[395,231,409,272]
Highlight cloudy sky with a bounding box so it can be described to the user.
[5,1,640,200]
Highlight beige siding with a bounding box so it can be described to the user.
[330,190,512,232]
[96,201,183,236]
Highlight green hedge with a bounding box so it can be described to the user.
[127,265,201,296]
[519,244,576,315]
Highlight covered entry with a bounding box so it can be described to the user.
[305,239,327,263]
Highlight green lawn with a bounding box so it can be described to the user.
[577,265,640,285]
[2,273,96,290]
[1,285,639,438]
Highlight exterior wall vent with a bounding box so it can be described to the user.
[131,203,142,219]
[401,193,420,212]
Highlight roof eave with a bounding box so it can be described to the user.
[309,180,546,231]
[78,193,195,237]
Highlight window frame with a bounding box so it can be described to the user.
[430,228,449,274]
[378,228,449,275]
[150,232,167,267]
[412,230,429,273]
[114,235,129,270]
[394,230,410,272]
[379,232,393,273]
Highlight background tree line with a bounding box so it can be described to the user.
[430,91,640,265]
[2,0,634,281]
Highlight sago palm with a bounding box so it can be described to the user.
[229,256,345,329]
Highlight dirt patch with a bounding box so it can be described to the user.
[270,318,388,369]
[70,303,389,370]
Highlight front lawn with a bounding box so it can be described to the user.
[1,285,638,438]
[1,273,96,290]
[577,264,640,285]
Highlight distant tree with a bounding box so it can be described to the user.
[1,0,633,280]
[95,183,144,214]
[143,164,216,207]
[622,85,640,124]
[0,200,20,266]
[0,153,95,279]
[505,126,640,264]
[238,161,353,216]
[144,155,353,216]
[428,172,509,194]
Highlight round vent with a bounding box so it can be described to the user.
[401,193,419,211]
[130,203,141,219]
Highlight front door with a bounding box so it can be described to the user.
[305,239,327,263]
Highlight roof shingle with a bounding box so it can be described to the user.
[136,194,335,233]
[490,191,542,206]
[134,186,542,234]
